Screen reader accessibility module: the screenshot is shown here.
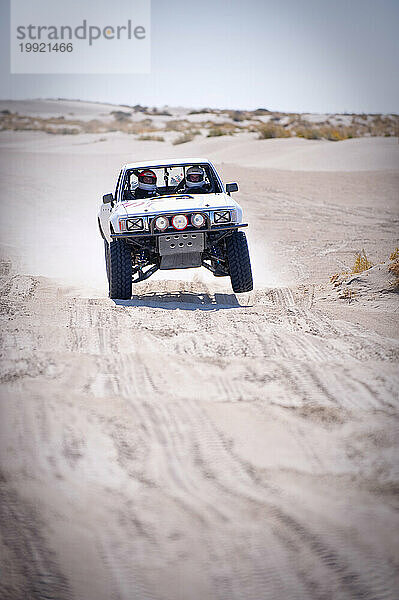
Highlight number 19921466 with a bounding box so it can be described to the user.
[19,43,73,52]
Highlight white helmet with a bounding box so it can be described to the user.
[138,169,157,192]
[186,166,205,188]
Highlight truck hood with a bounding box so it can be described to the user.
[114,193,236,217]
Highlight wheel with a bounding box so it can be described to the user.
[225,231,253,293]
[104,239,110,282]
[108,239,132,299]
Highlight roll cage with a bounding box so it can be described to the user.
[115,162,224,203]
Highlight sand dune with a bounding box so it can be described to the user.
[0,100,398,600]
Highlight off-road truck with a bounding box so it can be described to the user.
[98,158,253,299]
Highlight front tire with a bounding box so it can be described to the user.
[225,231,253,293]
[109,239,132,299]
[104,239,110,283]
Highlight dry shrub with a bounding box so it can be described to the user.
[0,112,83,133]
[225,110,246,122]
[207,123,237,137]
[366,115,396,137]
[322,127,346,141]
[339,288,357,303]
[138,134,165,142]
[294,116,399,140]
[388,261,399,288]
[317,125,355,141]
[188,108,216,115]
[113,119,159,135]
[352,250,373,273]
[329,270,350,287]
[257,124,291,139]
[172,132,195,145]
[389,247,399,260]
[253,108,271,115]
[165,119,190,131]
[294,122,357,141]
[84,119,107,133]
[207,129,227,137]
[295,127,322,140]
[144,108,172,116]
[110,110,132,121]
[0,111,162,136]
[205,121,238,135]
[45,127,79,135]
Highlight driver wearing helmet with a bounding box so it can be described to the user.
[135,169,159,199]
[185,166,209,194]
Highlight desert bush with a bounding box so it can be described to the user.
[172,132,195,145]
[131,104,147,112]
[45,127,80,135]
[165,119,190,131]
[145,108,172,116]
[389,247,399,260]
[138,134,165,141]
[295,124,357,141]
[257,124,291,139]
[83,119,107,133]
[352,250,373,273]
[226,110,246,122]
[207,128,227,137]
[295,127,322,140]
[110,110,132,121]
[205,121,238,135]
[207,123,238,136]
[253,108,271,115]
[388,261,399,287]
[117,119,159,135]
[321,126,353,141]
[339,288,357,303]
[188,108,216,115]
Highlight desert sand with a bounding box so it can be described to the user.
[0,100,398,600]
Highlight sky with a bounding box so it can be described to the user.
[0,0,398,113]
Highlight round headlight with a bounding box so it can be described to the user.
[155,216,169,231]
[191,213,205,228]
[172,214,188,230]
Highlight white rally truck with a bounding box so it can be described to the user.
[98,158,253,299]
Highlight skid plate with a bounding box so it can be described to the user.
[158,232,204,269]
[158,232,204,255]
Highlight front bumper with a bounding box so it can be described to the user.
[110,223,248,239]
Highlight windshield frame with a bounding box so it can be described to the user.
[119,162,223,201]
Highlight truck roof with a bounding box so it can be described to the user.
[122,158,212,170]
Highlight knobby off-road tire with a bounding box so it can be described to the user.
[109,239,132,299]
[104,240,110,283]
[225,231,253,293]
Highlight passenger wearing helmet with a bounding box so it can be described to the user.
[135,169,159,199]
[185,166,209,194]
